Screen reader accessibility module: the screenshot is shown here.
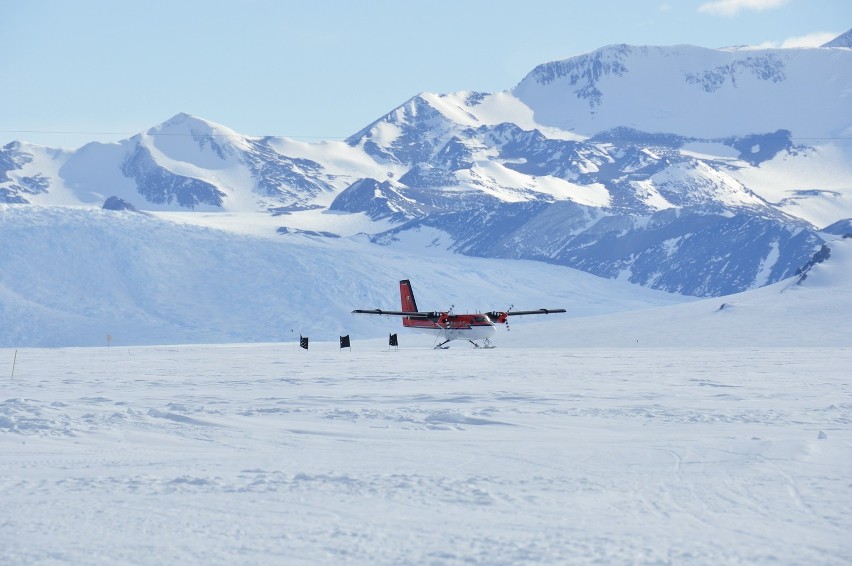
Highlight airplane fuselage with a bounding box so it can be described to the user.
[403,313,497,342]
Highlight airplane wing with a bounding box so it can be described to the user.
[352,309,440,319]
[504,309,567,316]
[484,308,566,323]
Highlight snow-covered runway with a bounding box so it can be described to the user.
[2,343,850,564]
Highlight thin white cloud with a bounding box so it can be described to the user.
[698,0,789,17]
[779,31,839,47]
[746,31,839,49]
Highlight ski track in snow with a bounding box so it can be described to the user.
[1,343,850,564]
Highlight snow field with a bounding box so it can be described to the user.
[1,343,850,564]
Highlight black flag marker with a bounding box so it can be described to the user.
[299,335,309,350]
[339,335,351,349]
[389,333,398,347]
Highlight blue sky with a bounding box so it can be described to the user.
[2,0,849,148]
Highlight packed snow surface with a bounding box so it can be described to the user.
[1,342,849,564]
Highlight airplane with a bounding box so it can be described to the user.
[352,279,566,349]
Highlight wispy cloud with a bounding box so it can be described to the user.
[698,0,789,17]
[747,31,839,49]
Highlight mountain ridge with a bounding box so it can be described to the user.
[2,36,851,298]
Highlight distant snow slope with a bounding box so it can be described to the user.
[0,205,686,347]
[499,236,852,348]
[3,205,848,349]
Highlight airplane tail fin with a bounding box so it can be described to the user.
[399,279,418,327]
[400,279,418,311]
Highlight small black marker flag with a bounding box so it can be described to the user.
[389,333,398,347]
[339,335,351,349]
[299,335,309,350]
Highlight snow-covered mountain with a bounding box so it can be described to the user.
[2,32,851,315]
[512,43,850,139]
[822,28,852,48]
[0,114,346,212]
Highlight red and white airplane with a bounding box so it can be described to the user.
[353,279,566,349]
